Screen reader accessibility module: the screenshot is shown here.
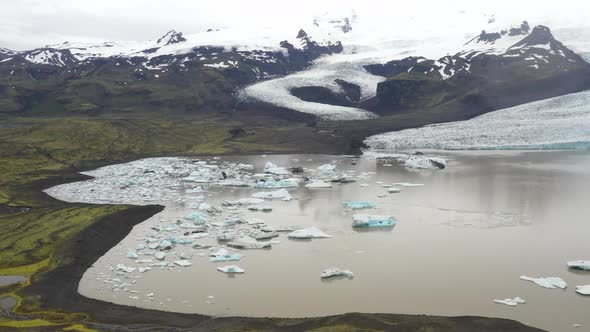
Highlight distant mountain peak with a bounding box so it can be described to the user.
[156,30,187,46]
[511,25,553,48]
[297,29,308,39]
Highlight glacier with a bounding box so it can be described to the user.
[365,90,590,151]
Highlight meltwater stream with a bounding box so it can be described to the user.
[45,152,590,332]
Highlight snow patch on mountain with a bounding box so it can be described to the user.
[364,90,590,151]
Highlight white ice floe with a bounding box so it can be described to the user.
[494,297,526,306]
[520,276,568,289]
[217,265,245,274]
[567,260,590,271]
[288,227,332,239]
[317,164,336,173]
[264,162,289,175]
[576,285,590,295]
[174,260,192,267]
[365,90,590,151]
[305,181,333,188]
[227,237,272,249]
[251,188,292,201]
[320,267,355,279]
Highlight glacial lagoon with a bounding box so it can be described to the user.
[45,151,590,332]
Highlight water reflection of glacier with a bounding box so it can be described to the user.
[365,90,590,151]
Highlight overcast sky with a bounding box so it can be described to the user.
[2,0,589,50]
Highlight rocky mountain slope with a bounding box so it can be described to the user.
[364,22,590,118]
[1,19,589,125]
[0,28,343,115]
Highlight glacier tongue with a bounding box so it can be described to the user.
[238,60,381,121]
[364,90,590,151]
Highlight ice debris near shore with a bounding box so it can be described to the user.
[43,156,414,298]
[494,297,526,306]
[352,214,396,228]
[567,260,590,271]
[520,276,568,289]
[320,267,355,279]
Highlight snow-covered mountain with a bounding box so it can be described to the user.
[1,14,589,126]
[239,21,590,120]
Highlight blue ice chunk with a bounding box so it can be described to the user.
[167,237,194,245]
[343,201,376,210]
[210,254,242,262]
[183,212,208,225]
[352,214,396,228]
[127,250,139,259]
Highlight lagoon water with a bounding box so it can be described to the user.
[48,151,590,332]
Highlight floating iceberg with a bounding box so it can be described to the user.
[388,187,401,193]
[174,260,192,267]
[154,252,166,260]
[264,162,289,175]
[209,248,242,262]
[568,260,590,271]
[183,212,208,224]
[227,237,272,249]
[320,267,355,279]
[305,181,333,188]
[252,188,291,201]
[343,201,376,210]
[576,285,590,295]
[520,276,568,289]
[126,251,139,259]
[404,156,447,169]
[494,297,526,306]
[235,198,265,205]
[288,227,332,239]
[251,230,279,240]
[364,90,590,151]
[168,237,194,245]
[217,265,245,274]
[255,178,299,189]
[317,164,336,173]
[352,214,396,228]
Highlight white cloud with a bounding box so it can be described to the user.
[1,0,589,50]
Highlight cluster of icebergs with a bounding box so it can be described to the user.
[45,156,426,301]
[494,261,590,307]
